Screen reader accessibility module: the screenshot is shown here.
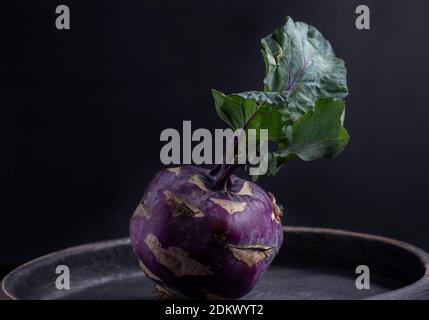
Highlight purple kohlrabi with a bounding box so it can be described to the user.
[129,165,283,299]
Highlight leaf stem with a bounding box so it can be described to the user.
[210,163,243,191]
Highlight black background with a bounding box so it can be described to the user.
[1,0,429,267]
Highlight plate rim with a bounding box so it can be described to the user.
[2,226,429,300]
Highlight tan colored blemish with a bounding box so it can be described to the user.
[189,175,209,192]
[164,190,204,217]
[227,246,275,267]
[153,284,176,300]
[166,167,181,175]
[138,260,162,282]
[153,284,187,300]
[133,202,150,219]
[237,181,252,196]
[226,243,274,251]
[167,246,190,257]
[144,234,213,277]
[210,198,247,214]
[218,241,275,267]
[268,192,283,223]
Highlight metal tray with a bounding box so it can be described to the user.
[2,227,429,300]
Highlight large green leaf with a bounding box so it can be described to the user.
[212,89,291,144]
[269,98,349,173]
[262,17,348,117]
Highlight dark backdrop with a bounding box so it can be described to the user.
[1,0,429,266]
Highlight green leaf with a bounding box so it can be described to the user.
[262,17,348,116]
[280,98,349,160]
[212,89,292,144]
[265,98,348,175]
[267,152,295,176]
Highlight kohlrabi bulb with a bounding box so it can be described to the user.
[129,165,283,299]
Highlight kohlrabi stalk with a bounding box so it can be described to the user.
[210,163,243,191]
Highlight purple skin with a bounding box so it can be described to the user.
[129,165,284,299]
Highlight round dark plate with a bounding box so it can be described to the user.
[2,227,429,300]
